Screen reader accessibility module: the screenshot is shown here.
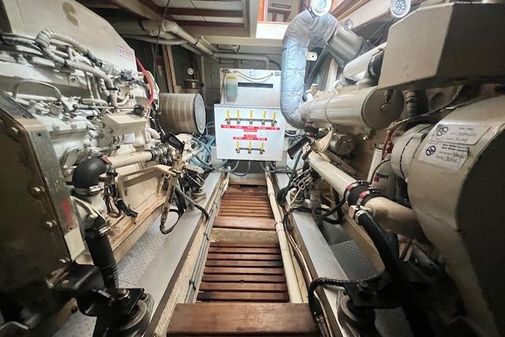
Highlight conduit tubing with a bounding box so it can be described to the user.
[308,152,426,240]
[115,20,271,68]
[265,173,303,303]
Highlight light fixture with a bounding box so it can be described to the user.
[309,0,332,17]
[390,0,411,18]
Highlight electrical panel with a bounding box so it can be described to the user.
[220,68,281,106]
[214,104,286,161]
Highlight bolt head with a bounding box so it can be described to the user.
[43,220,57,229]
[7,126,20,139]
[30,186,45,197]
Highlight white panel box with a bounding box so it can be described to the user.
[220,68,281,106]
[214,104,286,161]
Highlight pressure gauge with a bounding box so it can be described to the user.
[187,67,195,76]
[390,0,411,18]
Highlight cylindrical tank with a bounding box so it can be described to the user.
[224,73,238,102]
[159,93,206,134]
[300,86,404,130]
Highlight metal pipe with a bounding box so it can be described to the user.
[343,42,386,82]
[299,85,403,130]
[265,173,303,303]
[308,152,425,240]
[107,151,153,169]
[308,152,354,196]
[122,35,185,46]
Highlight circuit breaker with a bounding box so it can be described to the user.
[214,104,286,161]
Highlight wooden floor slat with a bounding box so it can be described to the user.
[202,274,286,283]
[213,216,275,231]
[197,291,288,302]
[204,267,284,275]
[199,282,287,293]
[208,246,279,254]
[206,260,283,268]
[207,253,281,261]
[210,242,279,248]
[166,303,318,337]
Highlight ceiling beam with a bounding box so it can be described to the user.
[166,8,243,17]
[177,21,245,28]
[109,0,162,20]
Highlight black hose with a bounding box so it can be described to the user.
[356,211,433,337]
[72,156,107,189]
[175,186,209,221]
[85,217,118,288]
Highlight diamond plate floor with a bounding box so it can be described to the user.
[55,216,165,337]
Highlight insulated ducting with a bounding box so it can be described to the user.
[280,11,366,128]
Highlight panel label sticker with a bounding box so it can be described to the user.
[418,141,468,170]
[429,124,488,145]
[214,104,286,161]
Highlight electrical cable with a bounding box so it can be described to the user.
[175,186,209,220]
[230,160,251,176]
[135,58,155,114]
[152,0,172,83]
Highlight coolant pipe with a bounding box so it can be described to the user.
[265,173,303,303]
[106,151,154,169]
[307,152,426,241]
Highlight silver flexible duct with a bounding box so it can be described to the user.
[280,11,366,128]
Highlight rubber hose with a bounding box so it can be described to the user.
[356,211,433,337]
[85,218,118,288]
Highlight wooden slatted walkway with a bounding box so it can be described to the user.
[167,303,317,337]
[198,242,288,302]
[166,185,317,336]
[199,186,284,303]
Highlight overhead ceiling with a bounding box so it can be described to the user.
[78,0,253,37]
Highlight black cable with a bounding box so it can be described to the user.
[356,211,433,337]
[304,46,329,94]
[152,1,172,82]
[159,208,182,234]
[175,186,210,220]
[230,160,251,177]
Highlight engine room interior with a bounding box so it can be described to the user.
[1,0,505,336]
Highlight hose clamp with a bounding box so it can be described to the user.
[356,189,383,207]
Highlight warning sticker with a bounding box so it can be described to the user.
[429,124,488,145]
[418,141,468,170]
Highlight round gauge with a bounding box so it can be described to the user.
[187,67,195,76]
[344,19,354,31]
[309,0,331,16]
[390,0,411,18]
